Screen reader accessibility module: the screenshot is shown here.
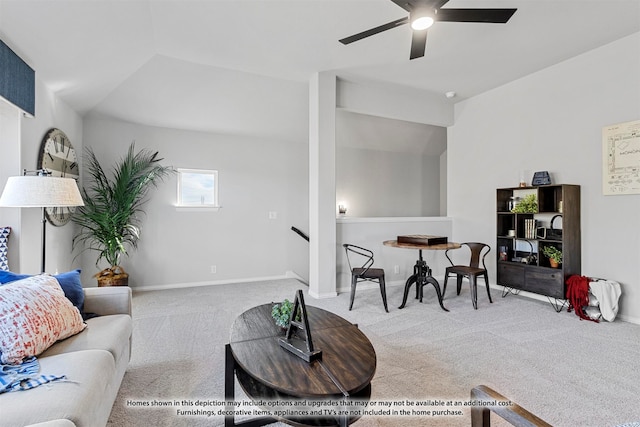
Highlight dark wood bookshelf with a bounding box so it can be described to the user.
[496,184,581,308]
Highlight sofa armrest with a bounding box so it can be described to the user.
[84,286,132,316]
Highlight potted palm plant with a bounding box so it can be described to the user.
[72,142,173,286]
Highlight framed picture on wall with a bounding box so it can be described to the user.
[602,119,640,195]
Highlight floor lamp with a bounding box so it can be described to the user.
[0,170,84,273]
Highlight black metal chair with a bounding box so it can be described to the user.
[343,244,389,312]
[443,242,492,309]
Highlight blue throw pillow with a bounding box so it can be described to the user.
[52,270,85,315]
[0,269,29,283]
[0,269,85,315]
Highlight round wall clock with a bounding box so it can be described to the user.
[38,128,80,226]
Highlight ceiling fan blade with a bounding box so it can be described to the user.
[339,17,409,45]
[436,8,517,23]
[409,29,427,60]
[390,0,451,13]
[389,0,414,13]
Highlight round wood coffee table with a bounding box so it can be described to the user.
[225,303,376,427]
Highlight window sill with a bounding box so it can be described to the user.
[175,206,221,212]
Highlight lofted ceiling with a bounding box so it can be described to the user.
[0,0,639,142]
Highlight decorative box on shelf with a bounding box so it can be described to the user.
[397,235,448,245]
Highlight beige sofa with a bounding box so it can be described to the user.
[1,286,132,427]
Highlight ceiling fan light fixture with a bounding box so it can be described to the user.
[411,15,434,30]
[410,6,435,30]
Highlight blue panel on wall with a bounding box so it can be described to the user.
[0,39,35,116]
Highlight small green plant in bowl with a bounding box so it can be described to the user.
[542,246,563,267]
[511,193,538,213]
[271,299,299,328]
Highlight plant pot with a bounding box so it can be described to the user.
[95,266,129,287]
[549,259,560,269]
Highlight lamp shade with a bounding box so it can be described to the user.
[0,176,84,207]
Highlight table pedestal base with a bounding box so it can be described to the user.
[398,251,449,312]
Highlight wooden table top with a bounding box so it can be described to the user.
[229,304,376,398]
[383,240,461,251]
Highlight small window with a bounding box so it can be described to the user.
[177,168,219,207]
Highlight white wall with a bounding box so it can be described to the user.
[337,78,454,127]
[0,100,22,270]
[422,154,441,216]
[312,76,456,297]
[439,150,447,216]
[335,109,446,217]
[308,72,338,298]
[337,147,441,217]
[81,114,308,289]
[448,32,640,323]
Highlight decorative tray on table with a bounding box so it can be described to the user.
[397,235,448,245]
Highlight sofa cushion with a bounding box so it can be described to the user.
[42,314,132,362]
[0,269,85,316]
[0,275,86,364]
[0,349,116,427]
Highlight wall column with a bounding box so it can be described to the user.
[308,72,337,298]
[0,101,22,271]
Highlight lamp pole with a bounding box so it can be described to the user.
[35,169,48,274]
[40,205,46,273]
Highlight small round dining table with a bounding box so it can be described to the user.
[383,240,461,312]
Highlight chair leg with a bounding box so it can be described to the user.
[470,275,478,310]
[456,275,463,295]
[379,277,389,313]
[349,275,357,310]
[443,273,449,297]
[484,272,493,303]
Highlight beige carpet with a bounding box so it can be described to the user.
[107,279,640,427]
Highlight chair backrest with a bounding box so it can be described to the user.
[343,244,374,274]
[446,242,491,269]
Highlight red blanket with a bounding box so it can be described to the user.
[566,275,598,322]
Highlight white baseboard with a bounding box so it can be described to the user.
[133,273,300,292]
[284,270,308,285]
[308,289,338,299]
[616,313,640,325]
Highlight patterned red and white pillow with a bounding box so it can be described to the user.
[0,274,86,365]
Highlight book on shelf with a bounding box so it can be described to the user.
[524,219,537,239]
